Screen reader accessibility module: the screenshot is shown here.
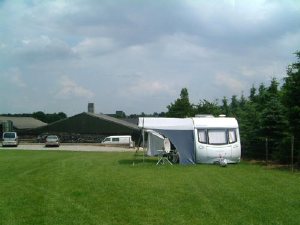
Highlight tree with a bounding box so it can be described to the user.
[32,111,67,123]
[259,97,288,161]
[281,51,300,164]
[256,83,268,111]
[267,77,280,97]
[282,51,300,137]
[194,99,221,116]
[239,93,247,109]
[238,100,262,158]
[221,97,229,116]
[32,111,46,122]
[230,95,239,117]
[249,85,257,102]
[166,88,193,118]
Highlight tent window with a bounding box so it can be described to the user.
[198,129,207,144]
[208,129,227,145]
[112,138,119,142]
[228,129,237,143]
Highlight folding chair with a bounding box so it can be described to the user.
[156,149,172,165]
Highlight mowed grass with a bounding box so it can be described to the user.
[0,150,299,225]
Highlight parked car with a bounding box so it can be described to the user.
[2,132,19,147]
[45,135,60,147]
[102,135,134,147]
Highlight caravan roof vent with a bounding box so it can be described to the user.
[219,114,226,117]
[195,114,214,118]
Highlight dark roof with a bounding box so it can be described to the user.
[32,112,139,135]
[0,116,47,129]
[121,118,139,125]
[86,112,138,130]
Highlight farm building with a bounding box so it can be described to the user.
[31,112,140,143]
[0,116,47,134]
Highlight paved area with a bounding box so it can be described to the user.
[0,144,137,152]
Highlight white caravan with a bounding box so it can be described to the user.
[192,117,240,164]
[102,135,134,147]
[138,116,241,165]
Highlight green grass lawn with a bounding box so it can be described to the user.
[0,150,299,225]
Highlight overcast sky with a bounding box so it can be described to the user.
[0,0,299,116]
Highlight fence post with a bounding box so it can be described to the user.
[265,137,268,165]
[291,136,294,173]
[142,129,145,163]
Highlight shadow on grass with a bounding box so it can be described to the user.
[118,158,157,165]
[118,152,158,165]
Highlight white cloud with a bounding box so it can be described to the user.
[0,42,6,49]
[11,74,27,88]
[214,73,245,93]
[9,35,75,64]
[159,33,216,61]
[56,75,94,99]
[72,37,118,56]
[125,79,177,97]
[5,68,27,88]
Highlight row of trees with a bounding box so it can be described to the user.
[166,51,300,164]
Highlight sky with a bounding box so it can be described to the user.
[0,0,300,116]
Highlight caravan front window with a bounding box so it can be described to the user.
[208,129,227,145]
[197,129,237,145]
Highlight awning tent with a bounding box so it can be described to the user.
[139,118,195,165]
[146,130,171,156]
[146,130,165,156]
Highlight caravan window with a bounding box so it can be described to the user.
[197,129,237,145]
[228,129,237,143]
[112,138,119,142]
[208,129,227,145]
[198,129,207,143]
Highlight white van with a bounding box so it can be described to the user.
[2,132,19,147]
[102,135,134,147]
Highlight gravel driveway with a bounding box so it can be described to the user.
[0,144,136,152]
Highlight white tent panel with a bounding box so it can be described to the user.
[138,117,193,130]
[147,130,164,156]
[146,130,171,156]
